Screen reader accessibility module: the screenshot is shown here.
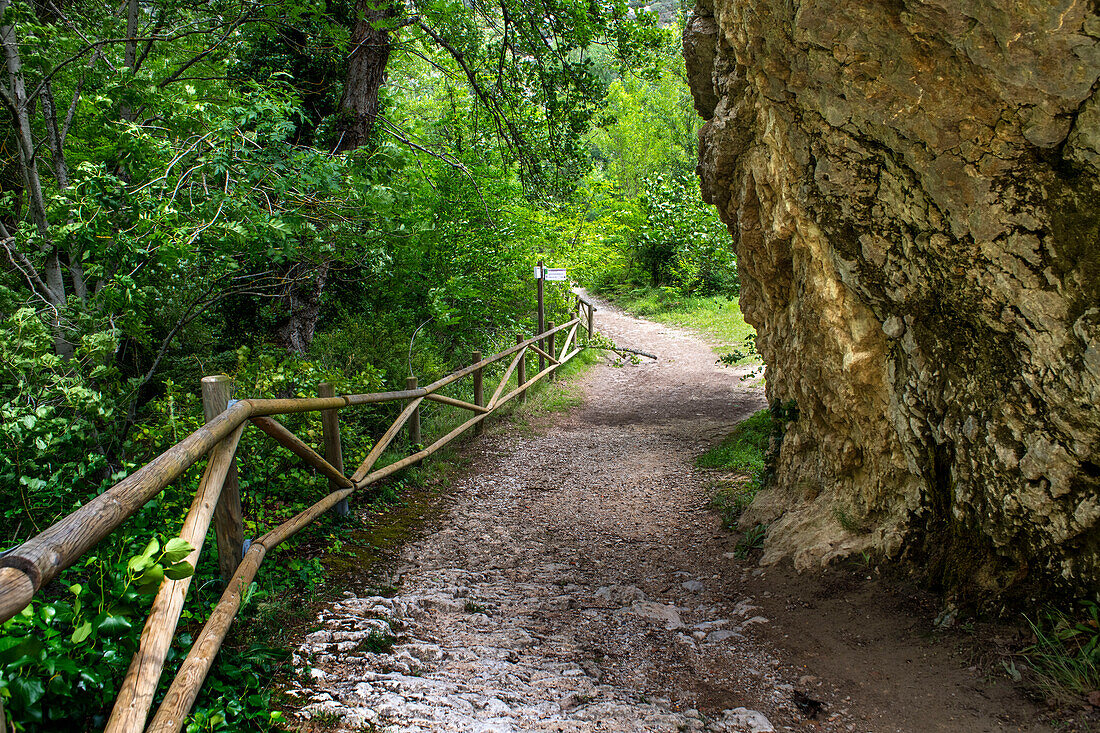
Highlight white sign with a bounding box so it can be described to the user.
[534,266,568,281]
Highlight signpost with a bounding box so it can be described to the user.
[534,263,567,373]
[533,266,567,281]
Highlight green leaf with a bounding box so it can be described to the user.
[127,555,153,574]
[70,621,92,644]
[0,638,44,667]
[96,614,133,636]
[8,676,46,709]
[142,537,160,558]
[164,561,194,581]
[135,564,164,594]
[161,537,193,564]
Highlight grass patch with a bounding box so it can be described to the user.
[706,478,756,531]
[1022,602,1100,704]
[697,410,774,529]
[357,629,397,654]
[607,287,756,358]
[735,523,768,558]
[698,410,772,472]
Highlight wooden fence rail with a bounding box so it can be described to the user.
[0,310,594,733]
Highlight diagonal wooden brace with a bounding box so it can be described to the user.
[424,392,490,413]
[351,396,425,483]
[251,416,353,489]
[527,343,559,365]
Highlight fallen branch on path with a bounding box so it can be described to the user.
[583,345,658,360]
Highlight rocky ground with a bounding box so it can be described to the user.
[284,295,1056,733]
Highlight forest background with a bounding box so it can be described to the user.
[0,0,738,728]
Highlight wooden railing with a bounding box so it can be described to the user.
[0,301,595,733]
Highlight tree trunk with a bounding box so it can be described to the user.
[1,2,72,357]
[274,261,331,354]
[334,0,396,151]
[41,79,87,303]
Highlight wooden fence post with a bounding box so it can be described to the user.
[406,376,421,448]
[200,376,244,586]
[536,260,545,374]
[318,383,348,517]
[473,351,484,435]
[587,303,595,344]
[516,334,526,403]
[547,322,556,381]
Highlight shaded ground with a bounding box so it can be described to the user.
[285,294,1054,732]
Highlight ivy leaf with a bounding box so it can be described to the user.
[161,537,193,565]
[96,614,133,637]
[164,561,194,581]
[70,621,92,644]
[8,676,46,709]
[134,564,164,594]
[127,555,153,574]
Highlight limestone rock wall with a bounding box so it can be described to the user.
[684,0,1100,601]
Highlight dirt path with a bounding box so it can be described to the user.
[286,295,1050,733]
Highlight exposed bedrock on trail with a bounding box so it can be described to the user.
[683,0,1100,600]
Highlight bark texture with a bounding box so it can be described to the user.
[274,261,331,355]
[684,0,1100,602]
[335,0,395,151]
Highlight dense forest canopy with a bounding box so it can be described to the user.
[0,0,734,727]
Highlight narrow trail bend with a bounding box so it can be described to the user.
[287,295,1047,733]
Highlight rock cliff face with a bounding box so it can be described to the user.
[684,0,1100,602]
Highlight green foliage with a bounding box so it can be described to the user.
[590,54,699,198]
[699,410,774,529]
[185,644,290,733]
[565,25,734,298]
[0,306,122,543]
[633,173,736,293]
[697,410,773,473]
[356,630,397,654]
[1023,602,1100,702]
[0,535,193,731]
[735,524,768,558]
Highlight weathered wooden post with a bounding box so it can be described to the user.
[536,259,545,374]
[587,303,595,344]
[473,351,484,435]
[318,382,348,517]
[406,376,421,448]
[547,321,556,382]
[516,334,527,403]
[200,376,244,586]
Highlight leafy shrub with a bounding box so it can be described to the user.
[0,535,193,731]
[633,173,737,296]
[0,306,125,545]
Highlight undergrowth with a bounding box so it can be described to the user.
[0,347,599,732]
[698,410,773,531]
[1022,601,1100,705]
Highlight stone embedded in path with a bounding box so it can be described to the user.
[708,707,775,732]
[618,600,685,630]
